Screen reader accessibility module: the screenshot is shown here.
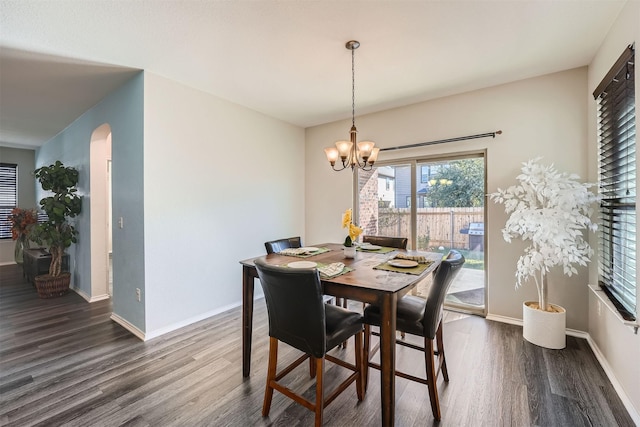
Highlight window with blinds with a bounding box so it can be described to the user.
[0,163,18,240]
[594,44,636,320]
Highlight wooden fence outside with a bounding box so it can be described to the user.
[376,207,484,250]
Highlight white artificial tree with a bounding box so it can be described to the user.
[490,158,599,311]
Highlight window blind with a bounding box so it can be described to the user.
[594,44,636,319]
[0,163,18,240]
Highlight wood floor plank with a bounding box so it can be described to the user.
[0,264,635,426]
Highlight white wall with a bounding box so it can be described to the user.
[143,73,305,337]
[306,67,591,330]
[587,0,639,419]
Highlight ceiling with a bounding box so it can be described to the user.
[0,0,627,149]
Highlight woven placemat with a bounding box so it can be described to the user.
[282,261,353,279]
[356,246,396,254]
[373,260,434,275]
[278,247,331,258]
[316,263,353,279]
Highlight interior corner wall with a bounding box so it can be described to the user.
[142,73,305,337]
[35,72,145,332]
[0,147,36,265]
[305,67,590,330]
[586,0,639,419]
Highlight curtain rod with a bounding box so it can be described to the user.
[379,130,502,152]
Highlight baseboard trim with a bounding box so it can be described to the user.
[108,292,265,343]
[110,313,145,341]
[144,300,242,341]
[485,313,522,327]
[63,285,110,303]
[71,286,90,302]
[487,313,638,424]
[88,293,110,303]
[485,313,587,338]
[586,334,640,425]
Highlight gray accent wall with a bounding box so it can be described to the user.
[36,72,145,332]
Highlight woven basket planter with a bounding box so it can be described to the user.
[34,273,71,299]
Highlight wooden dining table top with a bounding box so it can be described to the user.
[240,242,443,301]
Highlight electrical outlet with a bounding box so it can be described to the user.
[136,288,141,302]
[118,217,124,229]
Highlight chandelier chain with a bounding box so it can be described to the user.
[351,46,355,127]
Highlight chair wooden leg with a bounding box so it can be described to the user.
[436,321,449,382]
[309,355,317,378]
[424,337,441,420]
[263,337,278,416]
[354,330,364,401]
[314,357,325,427]
[340,299,349,349]
[363,324,371,392]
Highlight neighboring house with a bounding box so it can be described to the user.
[378,163,447,209]
[376,166,395,207]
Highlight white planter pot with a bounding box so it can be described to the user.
[522,301,566,349]
[343,246,356,258]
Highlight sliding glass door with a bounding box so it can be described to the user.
[357,154,486,315]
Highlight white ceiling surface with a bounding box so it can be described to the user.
[0,0,627,149]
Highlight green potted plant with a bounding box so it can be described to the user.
[490,158,598,349]
[30,161,82,298]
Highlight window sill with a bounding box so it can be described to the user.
[589,284,639,334]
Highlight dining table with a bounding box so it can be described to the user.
[239,242,443,426]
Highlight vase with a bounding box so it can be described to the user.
[522,301,566,349]
[35,272,71,298]
[14,235,30,265]
[343,245,356,258]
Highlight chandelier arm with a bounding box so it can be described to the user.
[330,160,350,172]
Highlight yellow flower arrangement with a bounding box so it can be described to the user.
[342,208,362,247]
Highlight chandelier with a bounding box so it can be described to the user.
[324,40,379,172]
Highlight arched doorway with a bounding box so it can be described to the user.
[90,124,112,301]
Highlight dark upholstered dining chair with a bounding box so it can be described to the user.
[264,236,302,254]
[254,259,364,427]
[344,235,409,313]
[362,250,465,421]
[264,236,335,305]
[343,235,407,308]
[362,235,408,250]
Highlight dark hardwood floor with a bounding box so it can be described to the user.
[0,264,634,426]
